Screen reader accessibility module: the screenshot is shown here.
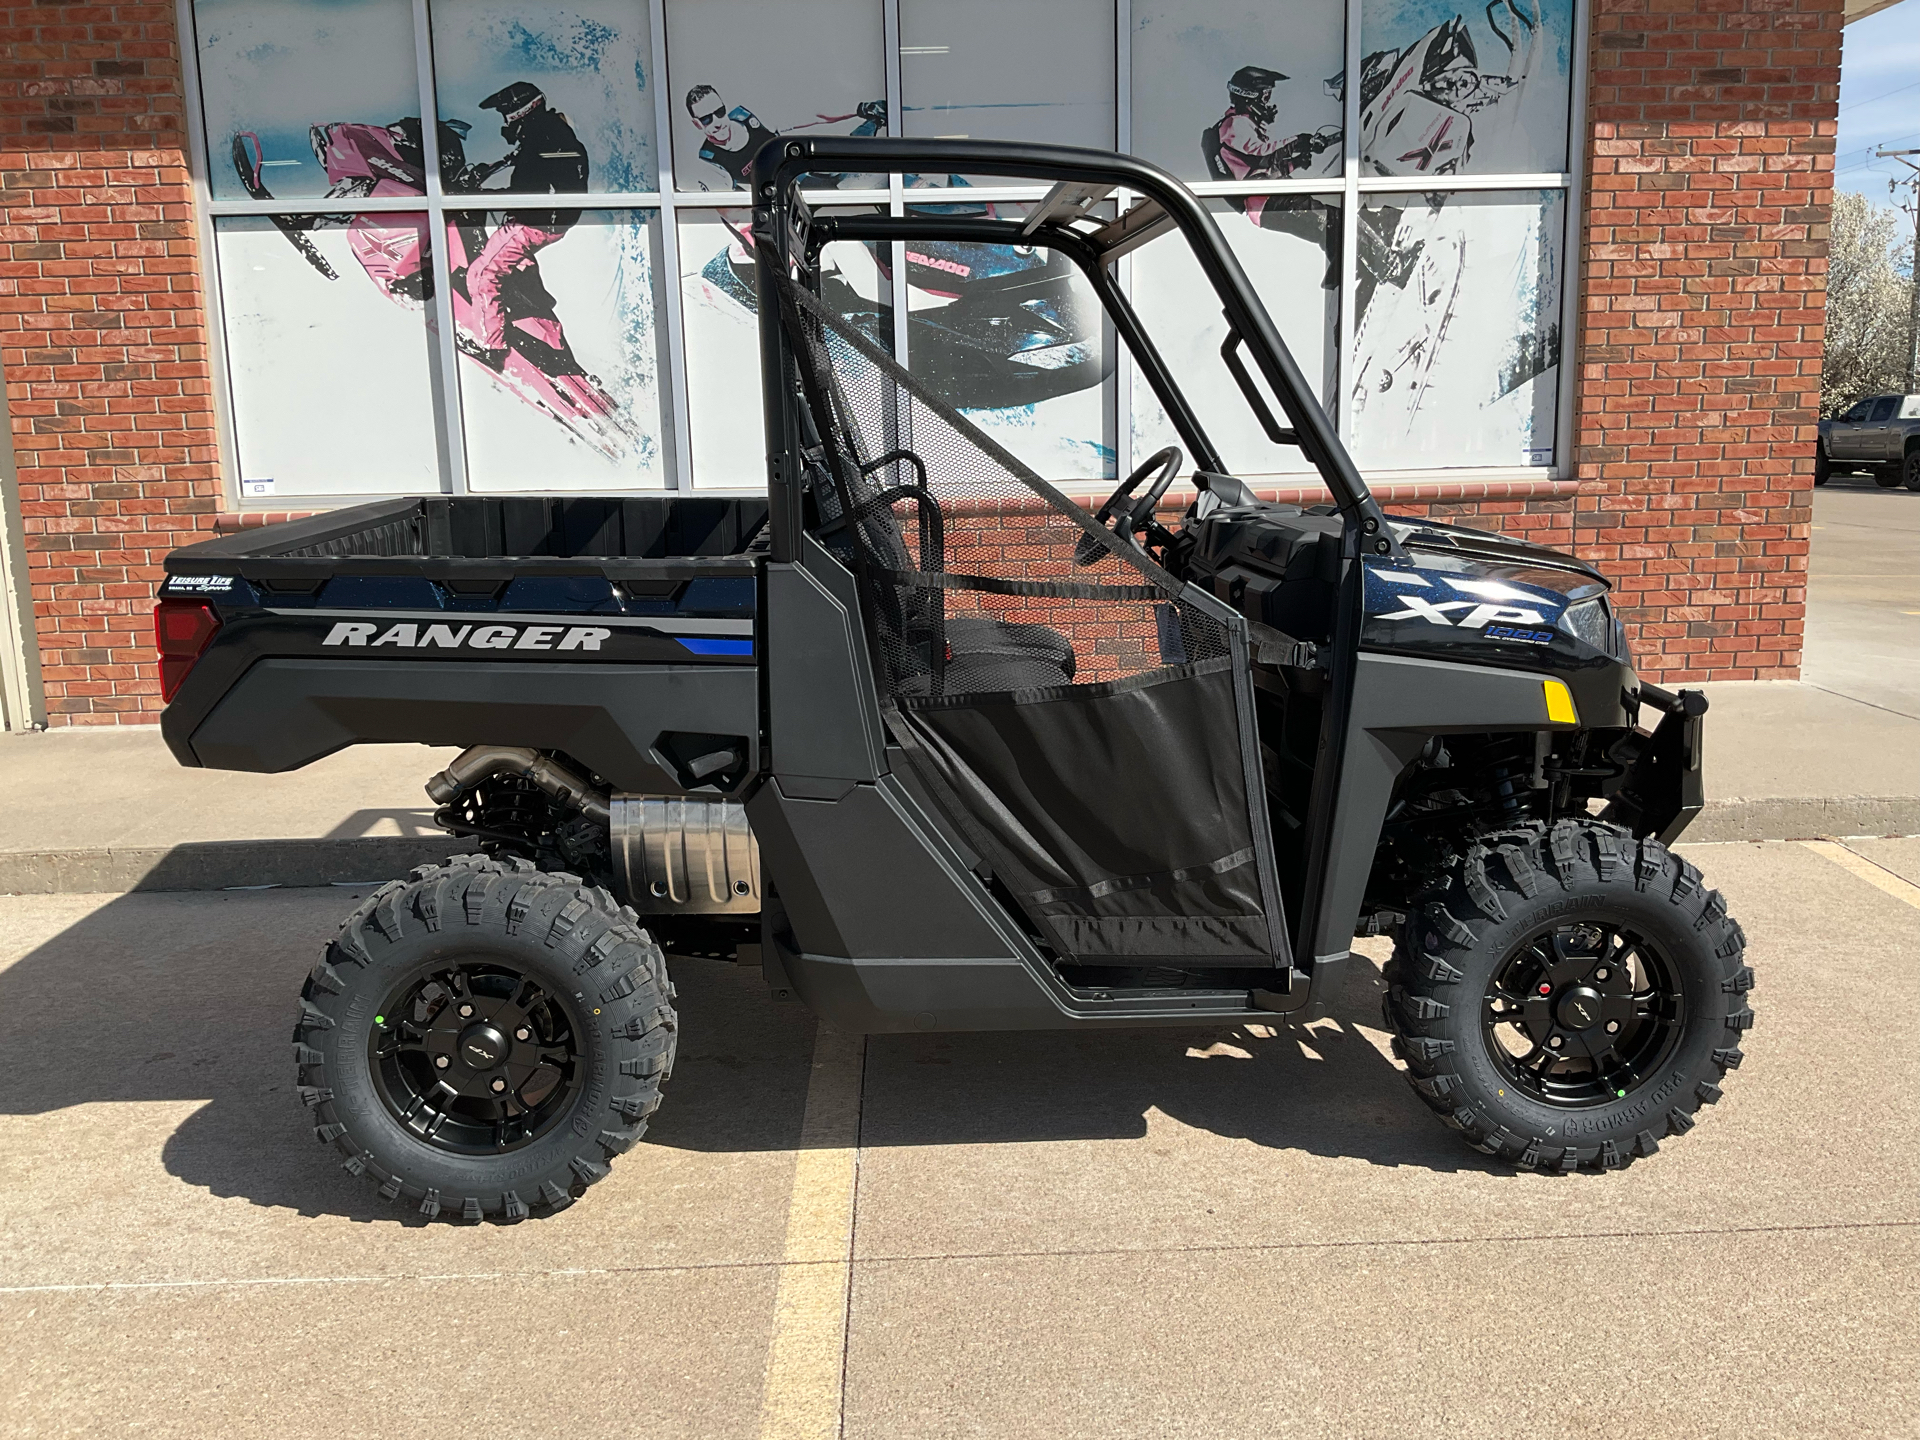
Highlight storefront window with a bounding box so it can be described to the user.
[195,0,421,202]
[664,0,886,193]
[455,210,671,491]
[431,0,659,194]
[213,214,445,496]
[190,0,1583,500]
[900,0,1115,150]
[1347,189,1564,471]
[1132,195,1342,476]
[1129,0,1345,182]
[1357,0,1573,175]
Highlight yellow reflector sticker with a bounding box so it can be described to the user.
[1543,679,1578,725]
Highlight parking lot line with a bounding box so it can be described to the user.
[759,1027,865,1440]
[1801,840,1920,909]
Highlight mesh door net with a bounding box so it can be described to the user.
[770,249,1286,966]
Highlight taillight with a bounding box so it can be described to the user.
[155,599,222,703]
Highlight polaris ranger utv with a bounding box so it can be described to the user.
[156,138,1752,1221]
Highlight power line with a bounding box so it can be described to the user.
[1841,78,1920,113]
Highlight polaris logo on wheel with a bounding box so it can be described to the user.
[322,622,613,651]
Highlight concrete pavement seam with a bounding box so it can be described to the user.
[6,1219,1912,1296]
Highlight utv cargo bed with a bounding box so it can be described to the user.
[159,495,770,788]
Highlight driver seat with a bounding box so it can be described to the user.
[810,453,1077,696]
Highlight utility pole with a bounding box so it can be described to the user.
[1878,148,1920,393]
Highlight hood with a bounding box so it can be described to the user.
[1363,516,1625,671]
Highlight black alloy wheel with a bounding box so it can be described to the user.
[1481,921,1684,1108]
[295,855,677,1221]
[1904,449,1920,492]
[370,961,585,1154]
[1384,820,1753,1172]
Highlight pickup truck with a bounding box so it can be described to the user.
[156,136,1753,1222]
[1817,392,1920,488]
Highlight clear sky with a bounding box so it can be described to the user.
[1834,0,1920,198]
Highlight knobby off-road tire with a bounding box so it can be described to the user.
[294,855,677,1221]
[1383,820,1752,1172]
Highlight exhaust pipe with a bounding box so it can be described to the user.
[425,746,610,826]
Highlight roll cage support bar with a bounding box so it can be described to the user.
[749,135,1405,566]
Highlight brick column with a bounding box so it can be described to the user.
[0,1,220,723]
[1578,0,1842,681]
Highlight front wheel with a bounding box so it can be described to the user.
[1383,821,1752,1172]
[294,855,677,1220]
[1813,445,1829,485]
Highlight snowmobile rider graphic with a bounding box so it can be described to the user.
[465,81,589,371]
[1202,66,1341,286]
[1202,66,1339,204]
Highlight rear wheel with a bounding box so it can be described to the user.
[1383,821,1752,1171]
[1904,447,1920,491]
[1813,444,1829,485]
[294,854,676,1220]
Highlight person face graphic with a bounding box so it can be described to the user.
[691,92,734,147]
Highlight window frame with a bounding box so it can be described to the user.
[178,0,1589,508]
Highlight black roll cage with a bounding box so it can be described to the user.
[749,135,1404,567]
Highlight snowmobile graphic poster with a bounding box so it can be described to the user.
[196,0,669,492]
[1349,189,1564,472]
[1130,0,1346,181]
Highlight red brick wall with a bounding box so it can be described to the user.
[1577,0,1841,679]
[1,0,220,723]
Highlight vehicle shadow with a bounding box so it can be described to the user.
[0,889,1497,1226]
[322,807,447,839]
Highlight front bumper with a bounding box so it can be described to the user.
[1600,682,1707,843]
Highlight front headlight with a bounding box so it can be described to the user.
[1558,596,1617,652]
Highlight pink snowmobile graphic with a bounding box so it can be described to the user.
[234,123,631,459]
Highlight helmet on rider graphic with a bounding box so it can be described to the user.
[1227,66,1287,125]
[481,81,546,138]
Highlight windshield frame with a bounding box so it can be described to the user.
[751,135,1400,564]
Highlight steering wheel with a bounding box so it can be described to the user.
[1072,446,1184,567]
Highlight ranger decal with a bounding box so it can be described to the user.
[323,622,613,651]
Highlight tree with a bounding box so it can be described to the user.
[1822,191,1913,416]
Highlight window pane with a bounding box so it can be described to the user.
[194,0,421,202]
[665,0,886,193]
[1348,189,1564,471]
[430,0,658,194]
[681,213,893,487]
[897,202,1114,483]
[214,214,443,496]
[1130,1,1344,183]
[452,210,669,490]
[1356,0,1573,175]
[901,0,1114,149]
[1131,196,1341,478]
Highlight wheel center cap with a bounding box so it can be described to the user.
[1557,986,1604,1031]
[457,1022,509,1069]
